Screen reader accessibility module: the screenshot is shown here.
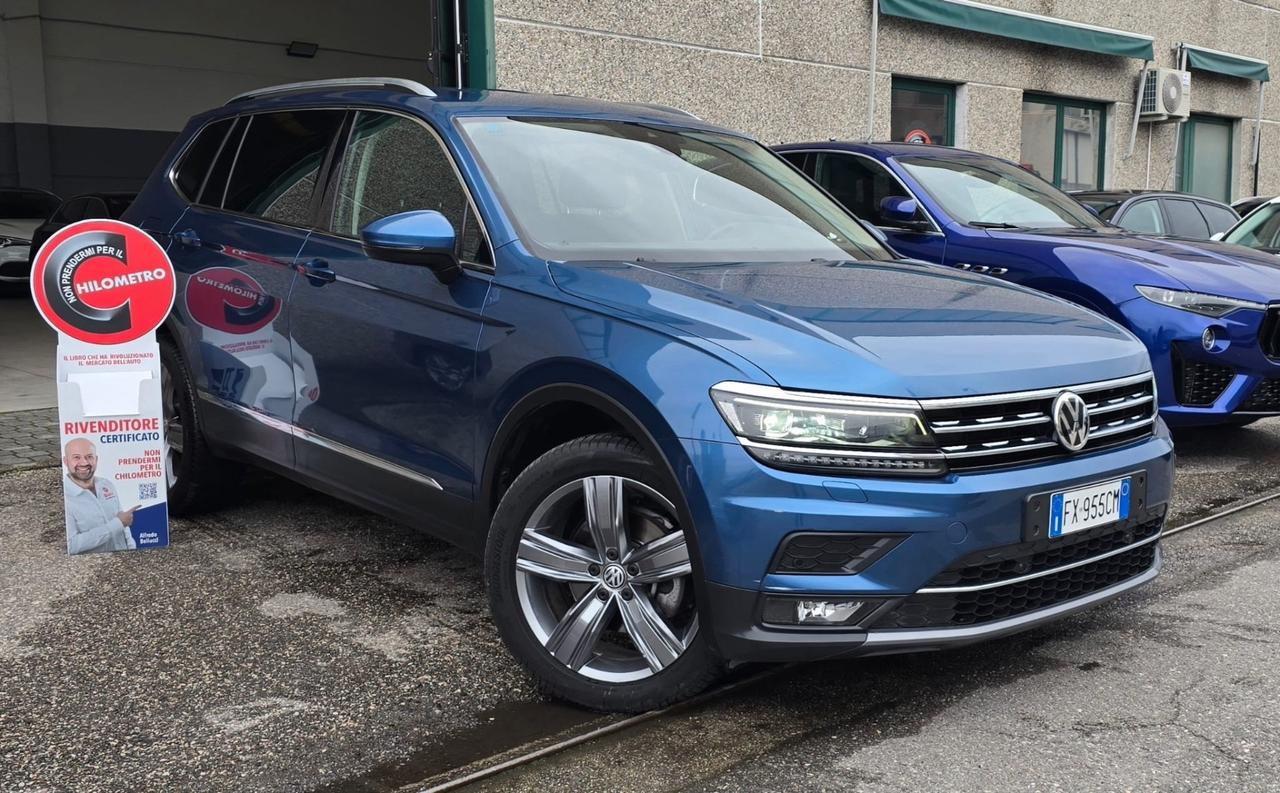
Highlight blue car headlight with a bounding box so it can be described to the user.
[710,382,945,476]
[1135,285,1266,318]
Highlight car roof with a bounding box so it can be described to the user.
[200,83,735,137]
[774,140,995,158]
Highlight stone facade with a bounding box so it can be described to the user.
[493,0,1280,199]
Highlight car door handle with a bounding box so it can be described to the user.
[176,228,201,248]
[299,257,336,286]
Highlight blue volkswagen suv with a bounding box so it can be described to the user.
[126,79,1173,712]
[776,141,1280,427]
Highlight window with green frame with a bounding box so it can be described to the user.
[1019,95,1107,190]
[1178,115,1234,203]
[891,78,956,146]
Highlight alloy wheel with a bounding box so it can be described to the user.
[160,360,183,488]
[514,475,698,683]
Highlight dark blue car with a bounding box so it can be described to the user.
[126,79,1172,712]
[776,142,1280,427]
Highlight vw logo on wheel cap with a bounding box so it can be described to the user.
[602,564,627,589]
[1052,390,1090,452]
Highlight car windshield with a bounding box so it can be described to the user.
[898,156,1105,230]
[0,190,60,219]
[458,117,893,262]
[1223,203,1280,253]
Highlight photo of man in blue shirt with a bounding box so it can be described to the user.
[62,437,137,555]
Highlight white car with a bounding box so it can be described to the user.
[1215,195,1280,254]
[0,187,61,284]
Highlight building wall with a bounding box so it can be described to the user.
[0,0,436,195]
[494,0,1280,200]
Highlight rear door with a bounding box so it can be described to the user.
[167,109,345,468]
[286,110,493,537]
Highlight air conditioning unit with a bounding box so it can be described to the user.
[1139,68,1191,122]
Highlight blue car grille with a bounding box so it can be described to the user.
[1241,379,1280,412]
[920,374,1156,472]
[1172,349,1234,407]
[870,535,1160,630]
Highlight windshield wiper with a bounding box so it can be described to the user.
[968,221,1026,229]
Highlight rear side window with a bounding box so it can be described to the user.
[331,111,483,260]
[224,110,344,226]
[1164,199,1211,239]
[1199,202,1238,235]
[198,116,247,207]
[173,118,234,201]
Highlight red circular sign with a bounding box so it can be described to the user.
[30,219,175,345]
[904,128,932,145]
[184,267,280,335]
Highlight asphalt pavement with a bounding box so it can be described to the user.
[2,422,1280,792]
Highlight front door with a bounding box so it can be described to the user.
[811,152,948,263]
[287,110,493,537]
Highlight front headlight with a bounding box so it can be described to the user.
[710,382,945,475]
[1135,285,1265,318]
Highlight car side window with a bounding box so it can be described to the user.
[81,197,110,219]
[331,111,485,263]
[779,151,814,177]
[1198,202,1238,235]
[173,117,234,201]
[52,198,83,223]
[1119,200,1164,235]
[223,110,344,226]
[813,152,926,229]
[199,116,247,208]
[1164,199,1211,239]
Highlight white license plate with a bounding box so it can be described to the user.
[1049,477,1131,538]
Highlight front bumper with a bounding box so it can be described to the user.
[1121,298,1280,426]
[684,423,1174,663]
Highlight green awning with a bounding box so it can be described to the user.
[880,0,1154,60]
[1184,44,1270,82]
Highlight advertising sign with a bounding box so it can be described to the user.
[30,219,176,555]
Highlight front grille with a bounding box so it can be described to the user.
[1241,379,1280,412]
[1259,307,1280,359]
[771,533,905,574]
[870,542,1158,629]
[1172,349,1234,407]
[926,513,1163,588]
[920,374,1156,472]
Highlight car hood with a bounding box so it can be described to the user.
[0,219,40,242]
[549,259,1149,398]
[990,227,1280,300]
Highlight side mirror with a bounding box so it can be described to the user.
[1210,231,1225,242]
[879,196,931,231]
[360,210,461,283]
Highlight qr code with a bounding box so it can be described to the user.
[138,482,158,501]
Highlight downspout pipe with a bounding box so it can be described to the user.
[867,0,879,140]
[1125,60,1150,160]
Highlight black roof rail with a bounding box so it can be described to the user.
[226,77,436,105]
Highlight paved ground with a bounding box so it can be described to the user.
[2,421,1280,792]
[0,292,56,412]
[0,408,59,472]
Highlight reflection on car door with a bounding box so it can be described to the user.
[167,109,344,469]
[287,110,493,538]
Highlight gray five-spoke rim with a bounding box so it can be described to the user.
[515,476,697,683]
[161,361,182,488]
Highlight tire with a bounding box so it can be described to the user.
[160,336,239,515]
[486,433,723,712]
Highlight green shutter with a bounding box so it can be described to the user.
[465,0,496,89]
[880,0,1154,60]
[1184,45,1270,83]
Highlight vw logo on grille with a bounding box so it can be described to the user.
[602,564,627,589]
[1052,390,1090,452]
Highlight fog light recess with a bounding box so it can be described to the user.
[762,596,878,626]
